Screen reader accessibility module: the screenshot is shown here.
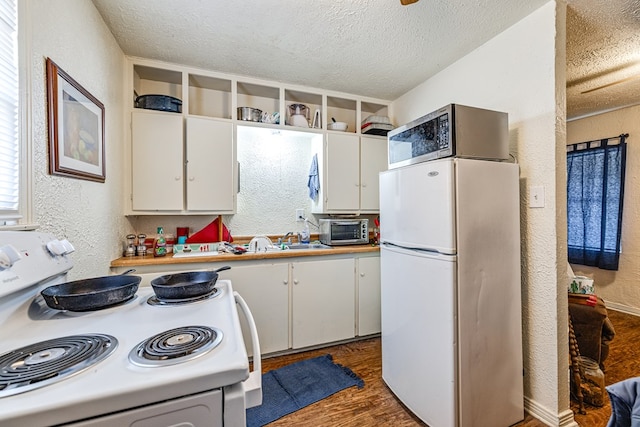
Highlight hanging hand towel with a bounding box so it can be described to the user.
[308,153,320,200]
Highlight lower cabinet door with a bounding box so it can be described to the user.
[227,263,289,355]
[357,256,381,336]
[292,258,355,349]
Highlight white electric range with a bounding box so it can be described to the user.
[0,231,261,427]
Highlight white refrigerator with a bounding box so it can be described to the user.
[379,157,523,427]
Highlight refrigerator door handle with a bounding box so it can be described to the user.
[381,241,450,255]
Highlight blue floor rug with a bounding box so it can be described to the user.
[246,354,364,427]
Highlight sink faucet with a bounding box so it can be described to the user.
[278,232,294,245]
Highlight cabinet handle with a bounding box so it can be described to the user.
[293,279,299,285]
[189,176,195,181]
[174,176,181,181]
[283,280,288,285]
[362,183,367,188]
[360,272,365,277]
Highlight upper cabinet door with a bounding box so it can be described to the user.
[185,117,235,212]
[360,136,387,212]
[131,111,184,211]
[325,133,360,211]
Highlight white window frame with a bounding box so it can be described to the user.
[0,0,34,230]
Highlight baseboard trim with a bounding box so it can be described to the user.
[605,302,640,316]
[524,396,578,427]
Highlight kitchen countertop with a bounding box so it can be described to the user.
[110,244,380,268]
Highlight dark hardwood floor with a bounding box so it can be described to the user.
[257,309,640,426]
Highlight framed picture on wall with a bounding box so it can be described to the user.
[46,57,105,182]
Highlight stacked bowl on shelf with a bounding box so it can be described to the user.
[361,115,394,135]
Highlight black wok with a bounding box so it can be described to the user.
[41,269,141,312]
[150,266,231,300]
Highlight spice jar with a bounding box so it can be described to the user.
[578,356,605,407]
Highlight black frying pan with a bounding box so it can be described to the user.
[41,269,141,312]
[150,266,231,300]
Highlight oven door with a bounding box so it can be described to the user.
[65,389,224,427]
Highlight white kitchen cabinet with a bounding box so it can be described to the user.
[130,112,235,213]
[360,136,387,212]
[131,111,184,211]
[324,133,360,212]
[357,255,381,336]
[127,57,390,215]
[185,117,235,211]
[226,263,290,355]
[291,258,356,349]
[311,133,387,214]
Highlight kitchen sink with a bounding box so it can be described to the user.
[283,243,332,250]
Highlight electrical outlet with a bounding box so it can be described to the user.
[296,209,305,222]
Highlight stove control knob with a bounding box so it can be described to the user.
[60,239,75,255]
[0,244,22,269]
[46,239,66,256]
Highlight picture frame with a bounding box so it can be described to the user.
[46,58,105,182]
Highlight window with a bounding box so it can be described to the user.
[0,0,19,225]
[566,134,627,270]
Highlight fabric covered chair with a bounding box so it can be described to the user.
[568,293,616,371]
[606,377,640,427]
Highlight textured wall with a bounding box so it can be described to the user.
[390,1,571,423]
[230,127,318,235]
[567,105,640,314]
[29,0,128,280]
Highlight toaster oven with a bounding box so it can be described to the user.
[319,219,369,245]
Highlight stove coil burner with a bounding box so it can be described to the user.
[146,287,220,306]
[0,334,117,398]
[128,326,223,367]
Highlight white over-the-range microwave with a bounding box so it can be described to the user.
[319,219,369,246]
[387,103,509,169]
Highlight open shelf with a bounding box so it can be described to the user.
[237,82,280,122]
[327,96,357,133]
[133,65,182,109]
[188,74,232,119]
[284,89,322,130]
[129,58,390,133]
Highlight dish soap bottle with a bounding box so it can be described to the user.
[300,219,310,244]
[153,227,167,257]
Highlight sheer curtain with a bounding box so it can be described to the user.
[566,134,627,270]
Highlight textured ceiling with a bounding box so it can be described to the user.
[566,0,640,119]
[92,0,640,120]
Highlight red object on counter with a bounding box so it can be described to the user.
[186,218,233,243]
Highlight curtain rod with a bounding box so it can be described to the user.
[579,133,629,144]
[602,133,629,141]
[567,133,629,152]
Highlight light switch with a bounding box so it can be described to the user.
[529,185,545,208]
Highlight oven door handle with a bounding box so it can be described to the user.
[234,291,262,408]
